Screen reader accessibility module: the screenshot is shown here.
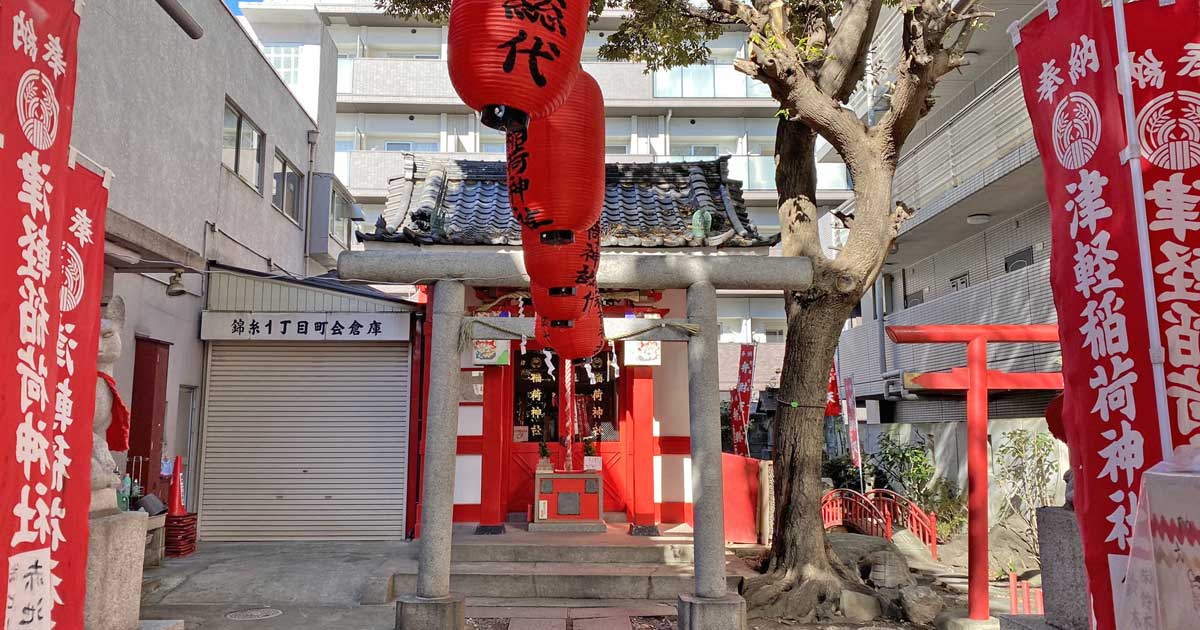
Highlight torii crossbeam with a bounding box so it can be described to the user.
[886,324,1063,623]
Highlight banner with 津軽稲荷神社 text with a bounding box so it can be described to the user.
[1014,1,1170,627]
[2,2,92,629]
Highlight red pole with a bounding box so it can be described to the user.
[1022,580,1032,615]
[1035,588,1044,614]
[929,510,938,561]
[967,336,990,621]
[1009,573,1018,614]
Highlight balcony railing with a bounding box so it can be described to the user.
[338,150,852,197]
[837,259,1058,397]
[338,57,776,103]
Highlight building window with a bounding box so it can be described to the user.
[1005,246,1035,272]
[719,317,747,343]
[481,142,506,154]
[384,140,439,152]
[605,145,629,155]
[263,44,301,87]
[752,319,787,343]
[904,290,925,309]
[330,186,353,246]
[949,272,970,292]
[222,103,263,192]
[271,152,303,224]
[689,145,719,157]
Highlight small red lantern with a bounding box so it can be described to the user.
[507,71,605,232]
[536,312,605,360]
[447,0,589,131]
[521,221,601,289]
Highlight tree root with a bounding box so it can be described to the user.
[743,563,845,621]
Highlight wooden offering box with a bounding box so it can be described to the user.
[529,471,605,533]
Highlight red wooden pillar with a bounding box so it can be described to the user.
[477,357,511,534]
[625,366,659,535]
[966,336,989,621]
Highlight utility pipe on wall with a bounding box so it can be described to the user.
[155,0,203,39]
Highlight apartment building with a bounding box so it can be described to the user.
[72,0,423,541]
[825,0,1067,487]
[236,0,855,394]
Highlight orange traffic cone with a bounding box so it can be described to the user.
[168,455,186,516]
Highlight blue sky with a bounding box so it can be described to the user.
[224,0,259,16]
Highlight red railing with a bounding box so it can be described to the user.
[821,489,892,541]
[866,488,939,561]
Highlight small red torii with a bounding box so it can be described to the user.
[886,324,1063,622]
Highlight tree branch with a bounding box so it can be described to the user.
[707,0,761,25]
[817,0,884,102]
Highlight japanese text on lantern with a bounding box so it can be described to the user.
[498,0,567,86]
[9,8,70,627]
[1043,34,1144,552]
[1133,43,1200,445]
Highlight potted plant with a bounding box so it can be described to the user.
[536,440,553,472]
[582,438,602,472]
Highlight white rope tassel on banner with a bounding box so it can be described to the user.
[583,359,595,385]
[543,348,556,381]
[609,340,619,380]
[518,300,528,354]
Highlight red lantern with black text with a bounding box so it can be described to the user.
[447,0,588,131]
[536,312,605,360]
[521,221,601,289]
[530,278,599,322]
[506,72,605,232]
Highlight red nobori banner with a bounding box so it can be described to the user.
[729,344,755,456]
[1014,2,1165,628]
[1121,0,1200,450]
[2,1,84,628]
[824,364,841,418]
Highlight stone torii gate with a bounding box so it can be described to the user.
[339,251,814,630]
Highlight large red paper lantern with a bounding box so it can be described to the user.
[522,221,601,289]
[536,312,605,360]
[447,0,589,131]
[530,278,599,322]
[507,72,605,232]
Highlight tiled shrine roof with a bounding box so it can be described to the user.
[360,154,775,248]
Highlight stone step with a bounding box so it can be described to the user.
[448,542,696,565]
[391,559,751,600]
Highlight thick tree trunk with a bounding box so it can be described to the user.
[744,119,861,619]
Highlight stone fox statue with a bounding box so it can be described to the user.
[92,296,125,491]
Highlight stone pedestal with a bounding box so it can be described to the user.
[676,592,746,630]
[1035,507,1088,630]
[85,501,148,630]
[395,593,465,630]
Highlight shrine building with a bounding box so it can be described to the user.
[361,155,775,535]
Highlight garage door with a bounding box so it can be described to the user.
[199,342,410,541]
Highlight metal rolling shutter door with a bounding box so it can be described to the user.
[199,342,409,541]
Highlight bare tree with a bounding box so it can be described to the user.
[380,0,992,616]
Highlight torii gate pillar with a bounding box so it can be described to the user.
[887,324,1062,624]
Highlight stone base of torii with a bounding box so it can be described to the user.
[339,251,815,630]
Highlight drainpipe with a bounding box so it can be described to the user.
[305,129,318,267]
[664,109,672,156]
[155,0,203,39]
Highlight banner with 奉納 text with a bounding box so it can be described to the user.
[2,1,86,628]
[729,343,755,456]
[1013,2,1165,628]
[1120,0,1200,451]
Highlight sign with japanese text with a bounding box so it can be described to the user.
[825,364,841,417]
[622,340,661,366]
[1121,0,1200,452]
[2,1,84,628]
[843,377,862,475]
[200,311,410,342]
[472,339,511,365]
[729,344,755,457]
[1014,2,1166,626]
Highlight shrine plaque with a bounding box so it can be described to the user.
[513,426,529,442]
